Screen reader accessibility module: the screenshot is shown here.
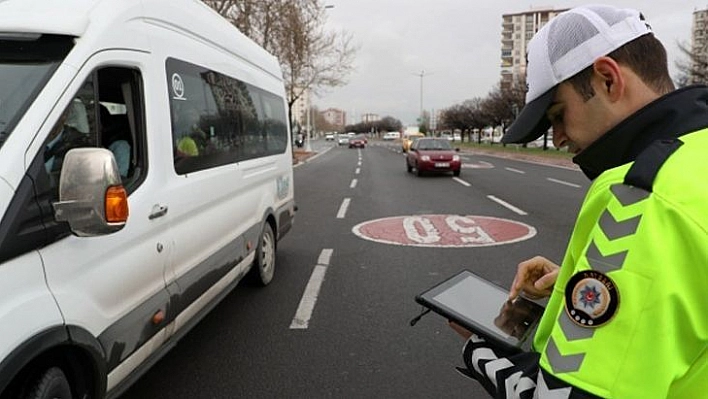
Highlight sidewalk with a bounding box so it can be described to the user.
[292,149,315,165]
[463,146,578,170]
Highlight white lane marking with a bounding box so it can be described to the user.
[350,179,358,189]
[357,161,362,166]
[547,178,581,188]
[355,168,361,174]
[336,198,351,219]
[453,177,471,187]
[317,248,334,266]
[290,249,334,329]
[487,195,528,216]
[505,167,525,174]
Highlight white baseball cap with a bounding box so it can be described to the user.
[502,4,653,144]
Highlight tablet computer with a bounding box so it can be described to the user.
[415,270,545,352]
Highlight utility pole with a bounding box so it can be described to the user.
[413,70,432,126]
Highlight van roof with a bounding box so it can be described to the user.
[0,0,282,80]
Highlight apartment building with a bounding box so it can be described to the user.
[691,7,708,84]
[321,107,346,127]
[500,7,567,91]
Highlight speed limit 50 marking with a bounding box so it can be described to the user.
[352,215,536,248]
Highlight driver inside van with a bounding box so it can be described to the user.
[44,102,93,176]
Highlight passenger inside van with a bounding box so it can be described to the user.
[100,104,131,177]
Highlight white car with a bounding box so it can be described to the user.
[325,133,334,141]
[337,135,350,145]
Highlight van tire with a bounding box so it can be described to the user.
[26,367,72,399]
[250,223,276,286]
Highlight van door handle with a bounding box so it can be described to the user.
[149,204,169,220]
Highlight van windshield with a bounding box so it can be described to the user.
[0,34,74,149]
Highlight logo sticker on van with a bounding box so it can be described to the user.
[276,175,290,200]
[171,73,186,100]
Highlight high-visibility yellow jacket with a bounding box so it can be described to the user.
[534,129,708,398]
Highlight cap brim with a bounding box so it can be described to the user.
[501,87,555,144]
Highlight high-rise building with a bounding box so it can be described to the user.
[321,108,346,127]
[500,7,568,91]
[291,87,310,129]
[361,113,380,123]
[691,7,708,84]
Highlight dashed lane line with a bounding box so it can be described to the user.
[336,198,351,219]
[547,177,581,188]
[453,177,471,187]
[290,249,334,330]
[487,195,528,216]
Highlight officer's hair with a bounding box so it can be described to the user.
[568,33,675,101]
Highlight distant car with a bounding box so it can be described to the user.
[349,134,367,148]
[406,138,461,176]
[337,135,350,146]
[383,131,400,141]
[402,132,425,152]
[453,133,462,142]
[440,133,453,141]
[325,133,335,141]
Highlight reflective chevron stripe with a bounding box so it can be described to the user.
[610,184,650,206]
[546,336,585,373]
[537,372,572,398]
[545,182,649,375]
[598,209,641,240]
[558,311,595,341]
[585,240,627,273]
[485,358,514,387]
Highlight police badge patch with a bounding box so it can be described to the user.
[564,270,619,328]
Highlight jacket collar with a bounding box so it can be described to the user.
[573,85,708,180]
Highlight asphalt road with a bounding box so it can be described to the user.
[122,139,589,399]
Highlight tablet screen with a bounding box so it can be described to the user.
[415,270,545,351]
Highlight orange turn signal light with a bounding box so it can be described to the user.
[105,185,129,223]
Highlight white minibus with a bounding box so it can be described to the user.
[0,0,295,398]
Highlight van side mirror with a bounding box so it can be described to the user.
[53,148,129,237]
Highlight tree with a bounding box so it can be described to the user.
[202,0,357,129]
[675,40,708,87]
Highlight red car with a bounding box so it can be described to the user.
[406,138,461,176]
[348,134,366,148]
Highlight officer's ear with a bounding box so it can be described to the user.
[592,57,624,103]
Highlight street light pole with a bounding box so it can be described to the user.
[413,70,431,126]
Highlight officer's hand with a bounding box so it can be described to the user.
[508,256,559,300]
[449,320,472,340]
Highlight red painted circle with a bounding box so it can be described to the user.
[352,215,536,248]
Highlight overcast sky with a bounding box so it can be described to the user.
[316,1,705,126]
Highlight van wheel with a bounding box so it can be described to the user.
[26,367,72,399]
[453,169,461,177]
[250,223,276,286]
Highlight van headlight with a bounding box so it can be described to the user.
[421,155,430,161]
[453,155,460,161]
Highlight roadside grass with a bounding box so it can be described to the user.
[456,141,574,160]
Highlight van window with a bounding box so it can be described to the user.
[42,67,146,191]
[0,34,74,149]
[166,58,288,175]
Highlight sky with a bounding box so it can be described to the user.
[316,1,706,126]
